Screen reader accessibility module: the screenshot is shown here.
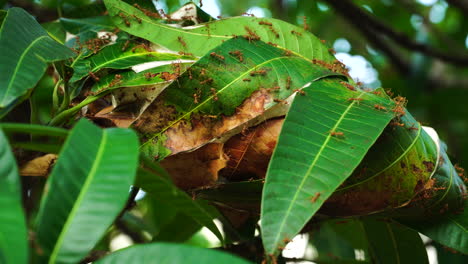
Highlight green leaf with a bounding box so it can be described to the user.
[261,79,396,255]
[396,145,468,254]
[361,218,429,264]
[136,37,340,159]
[42,21,67,44]
[309,218,371,263]
[70,40,193,82]
[0,8,75,109]
[136,167,224,244]
[169,2,215,25]
[0,130,28,264]
[90,63,192,95]
[35,119,139,264]
[323,113,438,216]
[104,0,338,63]
[95,243,252,264]
[0,123,68,138]
[30,72,56,124]
[60,16,115,35]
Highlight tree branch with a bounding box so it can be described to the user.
[324,0,468,66]
[446,0,468,15]
[8,0,58,22]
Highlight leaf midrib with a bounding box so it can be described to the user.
[269,90,366,252]
[1,35,48,106]
[90,51,174,72]
[140,55,290,149]
[48,131,108,264]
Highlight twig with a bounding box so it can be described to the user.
[446,0,468,15]
[324,0,468,66]
[115,218,146,244]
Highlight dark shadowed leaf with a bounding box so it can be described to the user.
[136,167,224,243]
[0,130,28,264]
[95,243,252,264]
[0,8,75,109]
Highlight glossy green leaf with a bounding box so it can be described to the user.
[95,243,252,264]
[70,40,194,82]
[104,0,337,63]
[169,2,215,25]
[261,79,396,255]
[136,37,340,159]
[0,123,68,138]
[60,16,115,35]
[323,113,438,216]
[361,218,429,264]
[90,62,192,95]
[136,167,224,243]
[309,218,371,263]
[35,119,139,264]
[395,144,468,254]
[0,8,75,109]
[0,130,28,264]
[42,21,67,44]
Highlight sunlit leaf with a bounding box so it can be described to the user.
[136,37,340,159]
[261,78,396,255]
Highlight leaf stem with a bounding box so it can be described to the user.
[0,123,68,138]
[49,92,109,126]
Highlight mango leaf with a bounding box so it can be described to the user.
[35,119,139,264]
[323,113,438,216]
[361,218,429,264]
[135,37,341,159]
[0,8,75,109]
[169,2,215,25]
[135,167,224,243]
[70,41,194,82]
[60,16,115,36]
[394,143,468,254]
[90,62,193,95]
[104,0,339,65]
[95,243,252,264]
[260,79,396,255]
[0,130,28,264]
[309,218,371,263]
[42,21,67,44]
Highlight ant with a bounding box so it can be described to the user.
[286,76,291,89]
[330,131,344,137]
[229,50,243,62]
[310,192,321,203]
[258,21,273,26]
[347,98,363,103]
[210,52,225,61]
[374,104,387,111]
[250,69,267,76]
[291,30,302,36]
[293,89,306,95]
[88,72,100,82]
[177,36,187,48]
[200,78,213,85]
